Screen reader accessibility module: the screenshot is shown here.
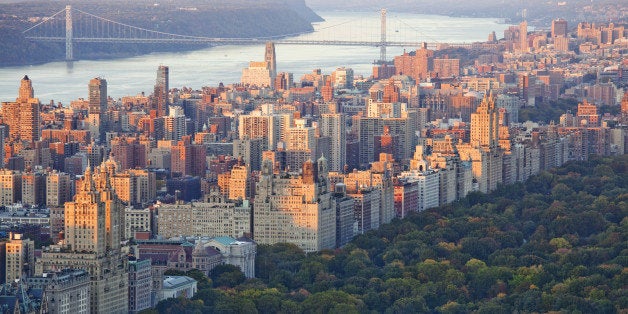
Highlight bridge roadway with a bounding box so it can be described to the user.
[25,36,481,50]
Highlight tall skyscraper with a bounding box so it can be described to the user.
[264,42,277,81]
[319,113,346,172]
[0,76,41,143]
[470,93,500,149]
[87,77,107,142]
[164,106,186,141]
[156,65,169,98]
[153,65,169,117]
[458,93,505,193]
[519,21,528,52]
[551,18,568,38]
[37,163,128,313]
[88,78,107,115]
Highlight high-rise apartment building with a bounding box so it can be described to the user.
[576,99,600,127]
[332,166,396,229]
[357,116,413,167]
[5,233,35,283]
[0,125,5,168]
[153,65,169,117]
[286,119,316,153]
[433,58,460,78]
[164,106,186,141]
[238,112,282,151]
[241,61,273,87]
[348,188,380,234]
[274,72,292,91]
[0,170,21,206]
[518,73,536,106]
[111,136,147,171]
[331,67,354,89]
[37,164,128,314]
[331,185,355,247]
[46,171,73,207]
[621,92,628,120]
[415,44,434,80]
[551,18,568,38]
[124,208,152,240]
[471,93,500,149]
[319,113,346,172]
[393,44,434,81]
[381,79,400,103]
[458,94,505,193]
[320,80,334,102]
[112,168,157,207]
[170,136,206,177]
[228,165,249,201]
[87,77,108,142]
[253,158,336,252]
[1,76,41,143]
[233,136,264,172]
[21,171,46,206]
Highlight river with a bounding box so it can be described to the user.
[0,11,507,105]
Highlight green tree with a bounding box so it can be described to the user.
[300,290,365,314]
[210,264,246,288]
[385,297,428,313]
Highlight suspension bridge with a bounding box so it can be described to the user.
[23,6,488,61]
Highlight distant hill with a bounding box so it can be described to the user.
[305,0,625,26]
[0,0,323,66]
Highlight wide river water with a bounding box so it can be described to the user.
[0,11,507,105]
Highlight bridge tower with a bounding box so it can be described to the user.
[65,5,73,61]
[380,8,386,63]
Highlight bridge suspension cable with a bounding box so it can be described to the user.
[23,6,489,62]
